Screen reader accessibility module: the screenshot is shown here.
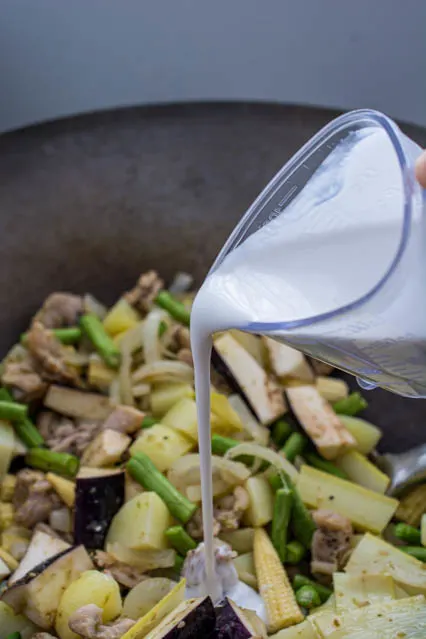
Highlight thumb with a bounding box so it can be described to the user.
[415,151,426,188]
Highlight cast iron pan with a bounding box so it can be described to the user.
[0,103,425,453]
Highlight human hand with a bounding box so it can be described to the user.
[415,150,426,188]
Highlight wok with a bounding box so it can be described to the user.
[0,102,425,454]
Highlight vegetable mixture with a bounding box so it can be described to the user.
[0,271,424,638]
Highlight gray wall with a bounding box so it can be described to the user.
[0,0,425,132]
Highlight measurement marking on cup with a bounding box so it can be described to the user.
[269,185,298,219]
[256,185,299,229]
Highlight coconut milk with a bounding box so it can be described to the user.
[190,128,425,605]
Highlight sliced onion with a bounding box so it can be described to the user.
[169,272,194,295]
[228,395,270,446]
[49,507,72,534]
[132,383,151,398]
[83,293,108,319]
[142,309,167,364]
[167,453,250,493]
[225,442,298,480]
[119,321,145,354]
[132,360,194,384]
[109,378,121,405]
[186,479,229,503]
[118,338,134,406]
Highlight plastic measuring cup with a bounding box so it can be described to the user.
[209,109,426,397]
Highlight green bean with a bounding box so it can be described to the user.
[268,471,315,548]
[292,575,333,603]
[333,392,367,416]
[211,434,265,468]
[141,416,157,429]
[400,546,426,562]
[14,418,45,448]
[155,291,191,326]
[394,523,422,545]
[211,434,240,456]
[268,471,285,493]
[289,485,315,549]
[165,526,197,555]
[295,585,321,609]
[128,453,197,523]
[0,388,44,448]
[286,540,306,565]
[281,432,307,463]
[271,488,293,563]
[80,313,121,369]
[6,632,22,639]
[21,326,82,346]
[173,554,185,574]
[304,451,349,479]
[271,419,293,448]
[25,448,79,478]
[0,388,11,403]
[0,401,27,422]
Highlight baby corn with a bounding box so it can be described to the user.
[253,527,303,633]
[396,484,426,527]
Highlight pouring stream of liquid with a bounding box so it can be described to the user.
[191,333,218,599]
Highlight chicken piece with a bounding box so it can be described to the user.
[27,321,81,386]
[13,469,62,528]
[1,357,48,402]
[81,429,131,467]
[37,411,101,456]
[177,348,193,367]
[311,509,353,582]
[102,405,145,435]
[73,421,103,456]
[68,604,134,639]
[34,292,83,328]
[214,486,249,532]
[95,550,148,588]
[186,508,220,540]
[32,634,57,639]
[38,411,75,443]
[167,325,191,352]
[125,270,164,314]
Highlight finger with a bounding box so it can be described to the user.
[415,151,426,188]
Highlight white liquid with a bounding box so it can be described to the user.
[190,128,425,607]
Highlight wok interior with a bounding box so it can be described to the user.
[0,102,425,453]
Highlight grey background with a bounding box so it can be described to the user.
[0,0,425,133]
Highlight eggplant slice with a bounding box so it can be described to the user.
[2,544,93,629]
[215,598,266,639]
[147,596,216,639]
[74,470,125,548]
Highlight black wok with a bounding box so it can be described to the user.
[0,103,425,454]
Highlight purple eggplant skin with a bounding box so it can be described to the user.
[155,596,216,639]
[215,598,255,639]
[74,471,125,548]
